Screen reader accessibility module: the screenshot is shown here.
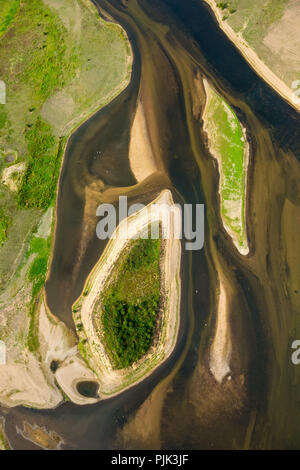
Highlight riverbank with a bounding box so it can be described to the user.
[204,0,300,114]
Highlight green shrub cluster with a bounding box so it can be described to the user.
[103,295,159,369]
[101,238,161,369]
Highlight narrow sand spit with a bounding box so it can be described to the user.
[128,97,158,182]
[209,272,232,383]
[204,0,300,113]
[72,189,182,397]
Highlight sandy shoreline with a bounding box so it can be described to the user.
[204,0,300,114]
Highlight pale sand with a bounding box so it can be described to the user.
[209,272,232,383]
[39,298,101,406]
[128,98,158,182]
[204,0,300,113]
[73,189,182,397]
[55,357,100,405]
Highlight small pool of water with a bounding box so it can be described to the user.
[76,381,99,398]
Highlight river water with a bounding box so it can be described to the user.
[1,0,300,449]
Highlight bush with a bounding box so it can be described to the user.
[103,295,160,369]
[17,117,63,209]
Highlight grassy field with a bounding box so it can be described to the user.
[0,0,131,215]
[212,0,299,88]
[203,81,248,252]
[0,0,131,360]
[217,0,289,45]
[97,238,161,369]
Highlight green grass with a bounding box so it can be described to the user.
[0,207,11,245]
[99,238,161,369]
[234,0,288,46]
[203,84,248,250]
[0,0,20,39]
[26,233,51,352]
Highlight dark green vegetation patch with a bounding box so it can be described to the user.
[101,238,161,369]
[17,118,63,209]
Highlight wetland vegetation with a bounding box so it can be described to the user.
[203,81,248,252]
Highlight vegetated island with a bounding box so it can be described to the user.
[202,79,249,255]
[70,190,182,398]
